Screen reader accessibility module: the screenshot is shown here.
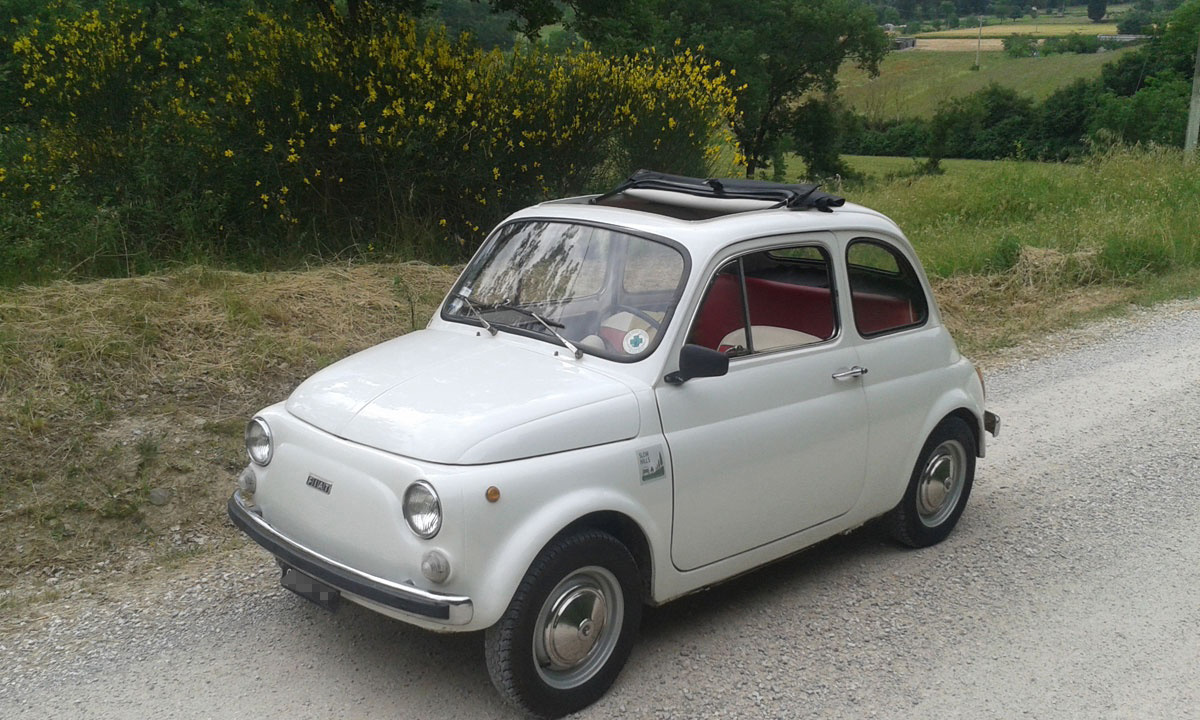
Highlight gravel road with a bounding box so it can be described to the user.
[3,300,1199,719]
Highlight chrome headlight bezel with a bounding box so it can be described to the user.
[403,480,442,539]
[245,417,273,466]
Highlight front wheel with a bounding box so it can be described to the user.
[485,530,642,718]
[887,416,976,548]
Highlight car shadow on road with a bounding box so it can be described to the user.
[262,520,906,717]
[639,520,903,641]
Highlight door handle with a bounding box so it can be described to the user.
[832,365,868,381]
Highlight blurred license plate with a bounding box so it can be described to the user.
[281,567,341,612]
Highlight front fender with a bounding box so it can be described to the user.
[457,441,672,629]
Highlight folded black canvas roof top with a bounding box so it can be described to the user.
[593,170,846,213]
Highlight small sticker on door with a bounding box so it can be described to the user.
[637,446,666,482]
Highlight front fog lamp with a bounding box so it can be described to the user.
[421,550,451,584]
[245,417,273,466]
[237,466,257,495]
[403,481,442,539]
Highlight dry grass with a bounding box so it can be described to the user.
[913,38,1005,52]
[0,263,458,600]
[918,22,1120,38]
[933,247,1133,361]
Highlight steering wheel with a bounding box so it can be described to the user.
[613,304,663,331]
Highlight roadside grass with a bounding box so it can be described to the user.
[805,147,1200,350]
[0,262,457,599]
[2,146,1198,606]
[837,47,1135,121]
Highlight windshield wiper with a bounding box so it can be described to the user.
[452,293,497,336]
[488,301,580,359]
[526,310,582,359]
[453,296,580,358]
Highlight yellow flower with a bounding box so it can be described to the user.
[224,149,234,158]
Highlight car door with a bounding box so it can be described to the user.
[656,235,869,572]
[841,235,945,488]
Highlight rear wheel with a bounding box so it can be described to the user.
[485,530,642,718]
[887,417,976,548]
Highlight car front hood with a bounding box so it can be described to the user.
[285,329,640,464]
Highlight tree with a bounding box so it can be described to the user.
[1087,0,1107,21]
[927,83,1037,160]
[582,0,889,178]
[481,0,647,38]
[791,97,851,179]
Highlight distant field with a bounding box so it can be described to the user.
[915,38,1005,51]
[917,21,1120,38]
[837,46,1135,120]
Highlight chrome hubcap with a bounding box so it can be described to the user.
[534,566,623,689]
[916,440,966,527]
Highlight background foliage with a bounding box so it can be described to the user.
[0,0,736,283]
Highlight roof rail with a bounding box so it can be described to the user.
[593,170,846,213]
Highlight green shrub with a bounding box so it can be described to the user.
[0,2,738,283]
[1002,35,1038,58]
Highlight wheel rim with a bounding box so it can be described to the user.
[533,566,624,690]
[916,440,967,528]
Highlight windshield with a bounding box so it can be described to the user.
[444,220,688,361]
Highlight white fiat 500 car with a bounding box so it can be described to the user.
[229,171,999,718]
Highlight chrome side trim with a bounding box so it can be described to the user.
[227,491,473,625]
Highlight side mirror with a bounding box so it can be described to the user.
[664,344,729,385]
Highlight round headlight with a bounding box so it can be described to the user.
[245,417,273,466]
[403,481,442,539]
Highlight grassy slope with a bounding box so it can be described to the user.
[0,263,457,600]
[3,148,1198,604]
[837,46,1135,121]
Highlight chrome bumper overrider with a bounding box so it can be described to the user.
[227,491,473,625]
[984,411,1001,437]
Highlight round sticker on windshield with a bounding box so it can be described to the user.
[622,328,651,354]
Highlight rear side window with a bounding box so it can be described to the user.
[846,239,928,337]
[688,244,837,356]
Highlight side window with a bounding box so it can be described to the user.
[688,244,837,356]
[846,239,928,337]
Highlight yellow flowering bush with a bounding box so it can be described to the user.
[2,2,739,280]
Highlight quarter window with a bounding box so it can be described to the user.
[846,239,928,336]
[689,244,837,356]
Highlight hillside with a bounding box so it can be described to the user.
[837,45,1136,121]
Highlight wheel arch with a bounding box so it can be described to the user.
[556,510,654,602]
[945,406,983,458]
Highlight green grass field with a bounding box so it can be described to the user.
[812,149,1200,284]
[837,46,1135,120]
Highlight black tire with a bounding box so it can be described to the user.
[887,416,977,548]
[484,530,642,719]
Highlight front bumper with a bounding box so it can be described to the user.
[227,491,473,626]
